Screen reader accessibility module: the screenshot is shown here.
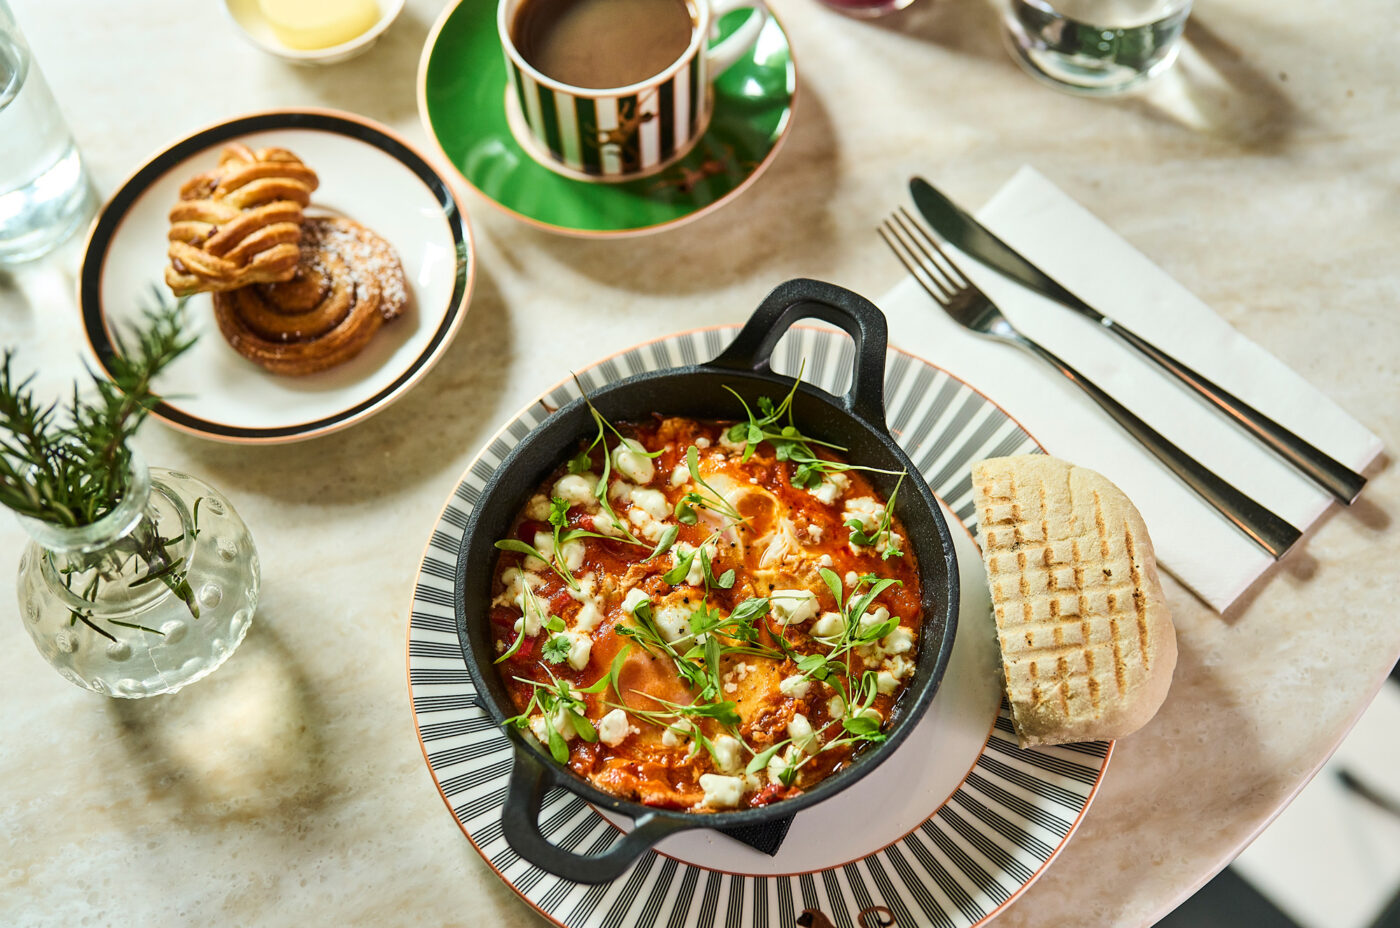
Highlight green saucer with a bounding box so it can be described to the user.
[417,1,796,237]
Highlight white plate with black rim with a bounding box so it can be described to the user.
[407,325,1112,928]
[79,108,474,444]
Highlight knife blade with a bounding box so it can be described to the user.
[909,177,1093,315]
[907,176,1367,505]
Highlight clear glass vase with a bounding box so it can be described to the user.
[15,457,260,697]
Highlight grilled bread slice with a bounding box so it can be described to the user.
[971,455,1176,747]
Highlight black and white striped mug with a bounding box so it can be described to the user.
[497,0,768,181]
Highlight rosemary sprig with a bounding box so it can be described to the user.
[1,293,200,630]
[0,292,193,526]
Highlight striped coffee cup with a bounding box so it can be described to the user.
[498,0,768,182]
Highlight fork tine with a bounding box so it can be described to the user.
[883,214,960,299]
[878,221,936,299]
[889,211,957,297]
[894,207,972,290]
[879,219,954,304]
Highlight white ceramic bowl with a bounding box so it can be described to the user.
[223,0,406,65]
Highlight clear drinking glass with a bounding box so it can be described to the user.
[0,0,93,263]
[998,0,1192,95]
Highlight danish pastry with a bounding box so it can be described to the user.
[212,216,408,376]
[165,145,319,296]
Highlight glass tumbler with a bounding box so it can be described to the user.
[0,0,93,263]
[998,0,1192,95]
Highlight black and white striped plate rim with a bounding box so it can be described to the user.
[408,325,1111,928]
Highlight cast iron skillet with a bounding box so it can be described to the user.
[454,278,959,883]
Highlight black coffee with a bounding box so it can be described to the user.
[513,0,695,89]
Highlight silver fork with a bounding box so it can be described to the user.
[880,207,1301,559]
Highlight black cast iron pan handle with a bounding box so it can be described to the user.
[502,743,691,883]
[708,278,889,429]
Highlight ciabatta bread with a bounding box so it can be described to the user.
[971,455,1176,747]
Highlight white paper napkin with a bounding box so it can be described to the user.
[879,166,1384,612]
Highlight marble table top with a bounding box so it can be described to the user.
[2,0,1397,925]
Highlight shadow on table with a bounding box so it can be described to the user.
[1223,452,1391,622]
[106,614,331,826]
[165,266,513,505]
[849,1,1299,154]
[517,86,842,296]
[1118,17,1299,153]
[274,5,434,129]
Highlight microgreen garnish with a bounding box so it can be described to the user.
[674,445,745,526]
[605,692,741,767]
[846,472,906,560]
[721,370,904,492]
[503,669,598,763]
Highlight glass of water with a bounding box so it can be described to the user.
[0,0,92,264]
[998,0,1192,95]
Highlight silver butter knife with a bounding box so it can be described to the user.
[910,177,1367,505]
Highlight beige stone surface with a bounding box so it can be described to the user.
[1,0,1397,925]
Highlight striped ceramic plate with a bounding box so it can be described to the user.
[408,326,1111,927]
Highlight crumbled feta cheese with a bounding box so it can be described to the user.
[694,436,711,449]
[779,674,811,699]
[628,507,667,541]
[808,472,850,505]
[827,695,846,719]
[699,773,744,809]
[621,588,650,615]
[653,603,691,643]
[492,567,542,608]
[843,497,885,534]
[767,745,803,785]
[723,680,738,694]
[554,473,599,509]
[882,625,915,656]
[816,553,833,567]
[661,719,694,747]
[770,589,818,626]
[527,531,585,572]
[712,734,743,774]
[856,606,892,638]
[671,541,714,587]
[717,430,747,454]
[530,710,576,744]
[512,585,549,637]
[809,525,825,544]
[876,671,899,695]
[811,611,846,639]
[608,480,635,503]
[574,600,604,633]
[525,493,552,520]
[561,630,593,670]
[884,654,915,681]
[566,573,597,601]
[878,530,904,557]
[598,708,630,747]
[788,713,818,754]
[612,439,655,484]
[670,464,691,487]
[630,488,668,520]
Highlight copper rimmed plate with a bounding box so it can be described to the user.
[407,325,1111,927]
[79,108,474,444]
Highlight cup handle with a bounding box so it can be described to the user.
[705,0,769,75]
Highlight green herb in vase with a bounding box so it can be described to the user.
[5,295,262,697]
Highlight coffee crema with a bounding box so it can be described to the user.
[512,0,695,89]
